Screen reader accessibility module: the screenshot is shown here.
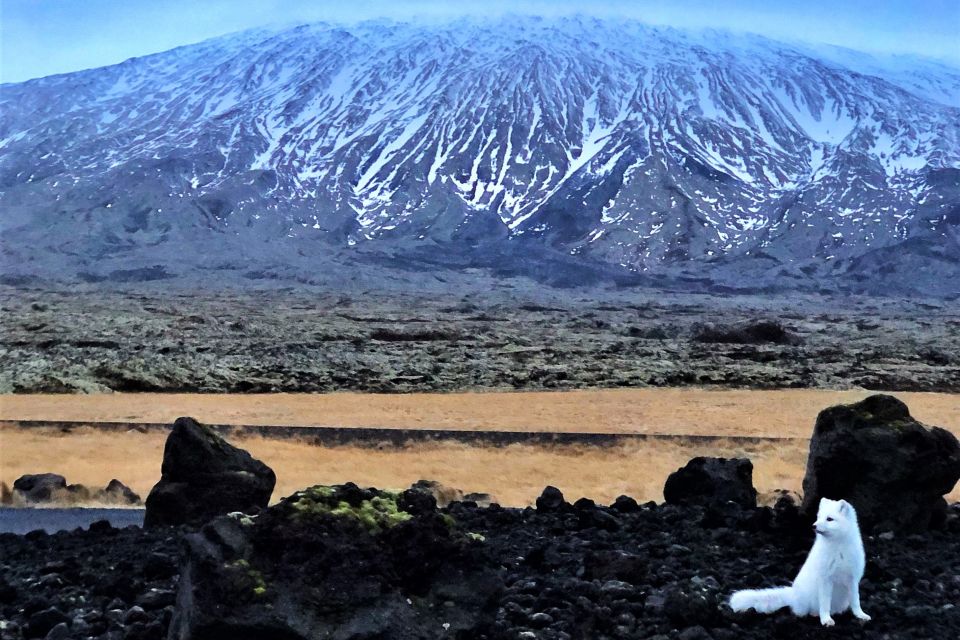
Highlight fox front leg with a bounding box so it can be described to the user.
[850,580,871,622]
[818,581,835,627]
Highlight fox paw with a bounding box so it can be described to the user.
[854,611,872,622]
[820,616,835,627]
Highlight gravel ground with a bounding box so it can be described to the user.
[1,491,957,639]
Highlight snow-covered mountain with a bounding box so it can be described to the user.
[2,16,959,294]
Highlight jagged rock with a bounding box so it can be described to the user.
[663,457,757,508]
[801,394,960,532]
[143,417,276,528]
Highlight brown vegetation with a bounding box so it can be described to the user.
[2,389,958,437]
[1,389,958,506]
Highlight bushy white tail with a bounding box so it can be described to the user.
[730,587,795,613]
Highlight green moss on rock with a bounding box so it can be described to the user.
[289,485,412,533]
[223,559,268,598]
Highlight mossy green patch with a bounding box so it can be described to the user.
[224,559,268,598]
[289,486,412,533]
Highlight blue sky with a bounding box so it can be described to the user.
[2,0,958,83]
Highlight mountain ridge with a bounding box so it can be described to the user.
[2,16,959,296]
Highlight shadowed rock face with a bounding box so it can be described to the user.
[663,457,758,509]
[801,394,960,533]
[144,417,276,528]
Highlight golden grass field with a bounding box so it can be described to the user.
[2,389,958,506]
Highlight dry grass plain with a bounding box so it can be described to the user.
[2,389,958,506]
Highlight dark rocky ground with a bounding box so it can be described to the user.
[1,489,958,640]
[0,522,179,640]
[2,285,958,393]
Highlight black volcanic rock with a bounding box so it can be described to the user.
[97,479,142,505]
[611,494,640,513]
[12,474,67,503]
[0,481,959,639]
[691,319,800,345]
[24,606,69,638]
[535,486,567,512]
[143,417,276,528]
[10,474,142,506]
[168,485,503,640]
[800,394,960,533]
[663,457,758,508]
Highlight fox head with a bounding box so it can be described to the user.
[813,498,859,538]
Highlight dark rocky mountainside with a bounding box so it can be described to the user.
[2,17,959,295]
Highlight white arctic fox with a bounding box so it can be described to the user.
[730,497,871,627]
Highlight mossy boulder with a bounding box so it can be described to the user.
[801,394,960,532]
[169,483,503,640]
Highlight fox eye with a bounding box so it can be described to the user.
[826,517,834,522]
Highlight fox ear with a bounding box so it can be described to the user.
[838,499,851,514]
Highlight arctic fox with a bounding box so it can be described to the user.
[729,497,871,627]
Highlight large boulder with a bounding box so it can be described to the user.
[10,473,94,503]
[801,394,960,533]
[144,417,276,528]
[12,473,67,502]
[663,457,757,509]
[168,484,502,639]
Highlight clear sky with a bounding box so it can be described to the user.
[2,0,958,83]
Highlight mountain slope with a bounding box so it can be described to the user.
[2,17,959,294]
